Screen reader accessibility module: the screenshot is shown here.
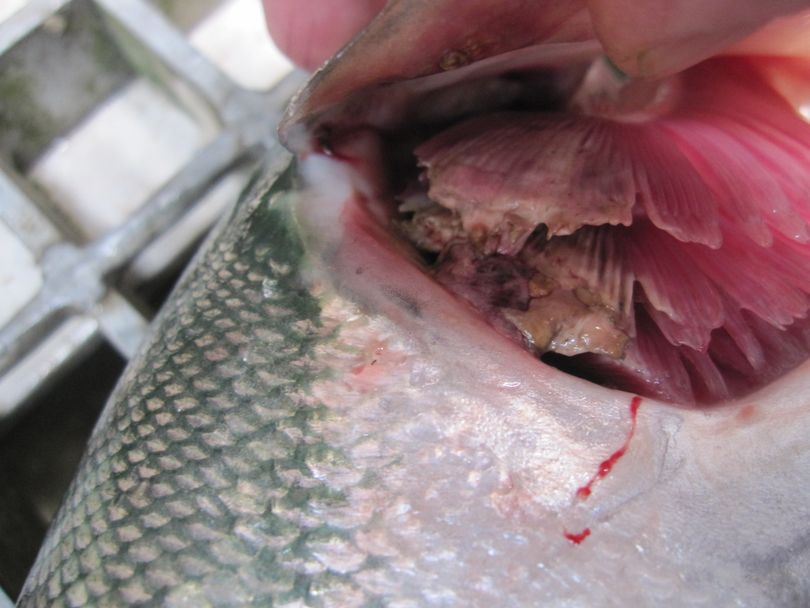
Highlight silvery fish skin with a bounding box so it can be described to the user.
[16,154,810,607]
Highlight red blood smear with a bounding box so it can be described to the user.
[564,528,592,545]
[561,396,643,545]
[575,396,643,501]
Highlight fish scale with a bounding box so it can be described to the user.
[18,168,376,607]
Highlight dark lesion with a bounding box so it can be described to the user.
[397,189,632,357]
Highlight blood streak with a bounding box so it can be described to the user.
[564,528,592,544]
[562,396,643,546]
[563,395,641,545]
[576,395,643,500]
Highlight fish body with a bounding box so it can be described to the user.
[16,159,810,606]
[18,1,810,605]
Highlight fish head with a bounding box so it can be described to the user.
[271,2,810,600]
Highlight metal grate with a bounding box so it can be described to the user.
[0,0,303,600]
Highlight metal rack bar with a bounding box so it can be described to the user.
[0,0,304,424]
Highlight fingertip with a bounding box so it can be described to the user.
[262,0,386,71]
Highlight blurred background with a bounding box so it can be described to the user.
[0,0,302,602]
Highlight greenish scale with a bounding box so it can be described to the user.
[18,167,380,606]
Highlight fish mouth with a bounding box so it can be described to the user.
[283,40,810,407]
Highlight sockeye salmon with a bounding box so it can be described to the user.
[18,1,810,606]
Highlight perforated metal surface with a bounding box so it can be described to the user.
[0,0,302,600]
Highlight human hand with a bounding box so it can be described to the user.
[263,0,810,77]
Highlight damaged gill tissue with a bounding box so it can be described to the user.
[18,1,810,606]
